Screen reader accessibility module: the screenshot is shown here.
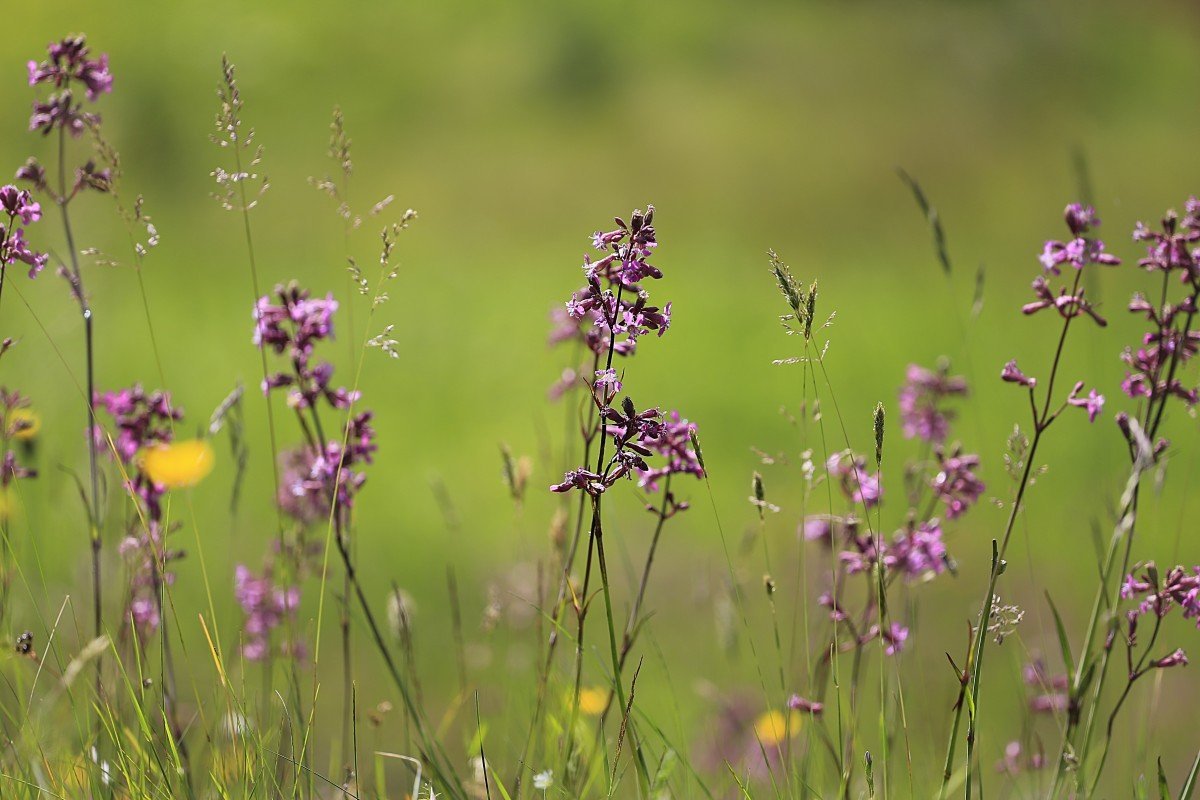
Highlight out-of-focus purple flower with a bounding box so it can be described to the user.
[871,622,908,656]
[1000,359,1037,388]
[1133,200,1200,279]
[0,186,41,225]
[1038,204,1120,275]
[897,363,967,442]
[1023,276,1107,326]
[254,283,363,411]
[1122,563,1200,624]
[253,283,338,357]
[235,564,303,662]
[93,385,180,463]
[890,520,947,579]
[635,411,704,492]
[787,694,823,715]
[28,36,114,99]
[1118,282,1200,410]
[119,519,183,640]
[826,450,882,508]
[26,36,112,136]
[1067,382,1105,423]
[931,447,984,519]
[1,450,36,488]
[594,368,622,401]
[801,514,836,545]
[275,412,376,520]
[0,185,48,279]
[1152,648,1189,669]
[817,590,849,622]
[1029,692,1070,714]
[996,740,1047,776]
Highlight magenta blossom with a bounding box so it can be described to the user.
[1066,382,1105,423]
[1038,203,1120,275]
[1000,359,1036,388]
[897,362,967,442]
[931,447,985,519]
[235,564,302,662]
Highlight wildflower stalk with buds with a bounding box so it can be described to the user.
[950,204,1115,799]
[1054,199,1200,791]
[543,206,705,795]
[21,36,111,650]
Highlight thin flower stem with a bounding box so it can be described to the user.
[957,271,1082,799]
[1056,277,1199,790]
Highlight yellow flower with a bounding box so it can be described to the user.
[7,408,40,440]
[578,687,608,716]
[140,439,215,489]
[753,709,802,746]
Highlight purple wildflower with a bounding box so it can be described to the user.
[26,35,112,136]
[826,450,882,508]
[1066,382,1105,423]
[897,362,967,442]
[1000,359,1036,388]
[1133,199,1200,279]
[1152,648,1189,669]
[635,411,704,492]
[1023,275,1107,326]
[235,564,302,662]
[1038,204,1120,275]
[787,694,823,715]
[0,185,48,279]
[931,447,984,519]
[93,385,180,464]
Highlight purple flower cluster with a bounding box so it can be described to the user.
[254,283,358,410]
[1022,659,1070,715]
[931,447,985,519]
[634,411,704,491]
[996,740,1046,776]
[547,207,671,398]
[255,283,376,520]
[1024,204,1117,328]
[1002,204,1113,423]
[825,450,882,508]
[1117,201,1200,418]
[551,208,700,503]
[552,398,701,498]
[802,367,985,665]
[897,362,967,442]
[822,515,948,584]
[277,411,376,522]
[94,385,180,464]
[1038,204,1120,275]
[1122,563,1200,628]
[0,390,38,491]
[234,564,303,662]
[94,385,185,639]
[1133,199,1200,278]
[0,185,47,278]
[27,36,112,137]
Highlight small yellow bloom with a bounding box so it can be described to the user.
[140,439,215,489]
[7,408,40,440]
[578,687,608,716]
[753,709,802,746]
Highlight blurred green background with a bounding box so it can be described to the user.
[5,0,1200,792]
